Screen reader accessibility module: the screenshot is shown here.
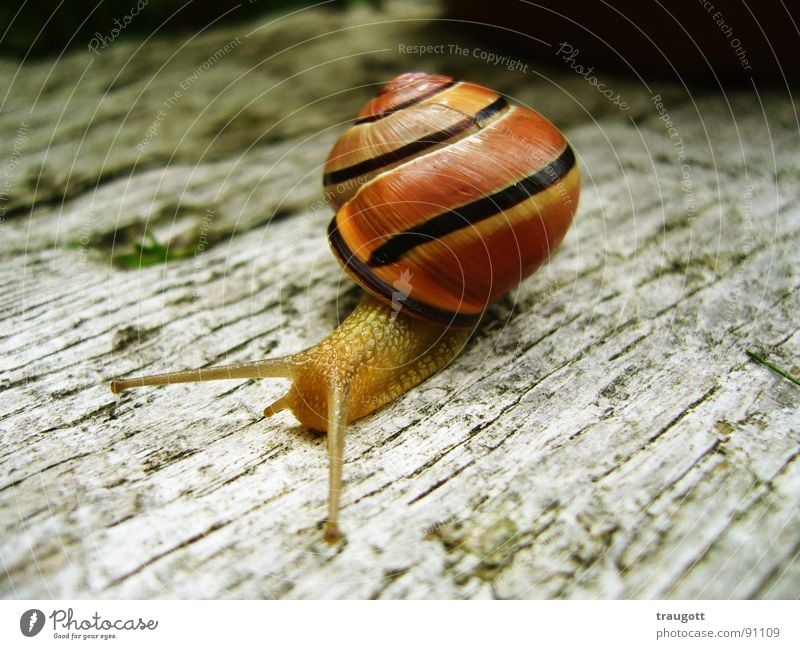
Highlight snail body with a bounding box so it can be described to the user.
[111,72,580,543]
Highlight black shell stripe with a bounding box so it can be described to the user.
[353,79,458,124]
[327,217,481,326]
[323,97,509,186]
[366,144,577,267]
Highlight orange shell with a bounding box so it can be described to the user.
[325,72,580,326]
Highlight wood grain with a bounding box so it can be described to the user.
[1,0,798,599]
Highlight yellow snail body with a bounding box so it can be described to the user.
[111,72,581,543]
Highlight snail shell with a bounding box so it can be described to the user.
[324,71,580,325]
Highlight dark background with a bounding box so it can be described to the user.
[1,0,796,86]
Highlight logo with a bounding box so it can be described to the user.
[20,609,45,637]
[390,268,413,321]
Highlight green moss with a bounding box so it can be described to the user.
[113,232,195,269]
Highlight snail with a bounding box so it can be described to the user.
[111,72,580,543]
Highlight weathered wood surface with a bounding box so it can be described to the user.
[1,1,798,599]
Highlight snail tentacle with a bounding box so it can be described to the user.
[323,382,349,543]
[110,357,293,394]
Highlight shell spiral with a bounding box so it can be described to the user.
[324,72,580,326]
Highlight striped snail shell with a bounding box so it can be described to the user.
[324,71,580,325]
[110,72,580,543]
